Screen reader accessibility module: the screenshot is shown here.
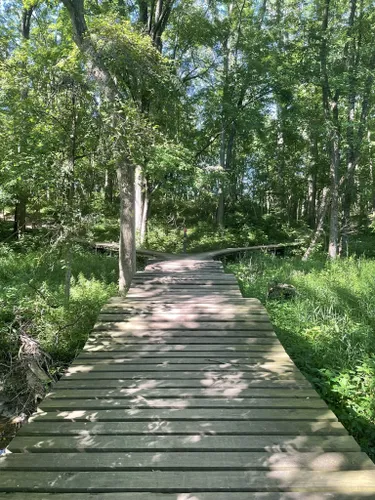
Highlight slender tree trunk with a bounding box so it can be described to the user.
[216,117,226,228]
[307,136,318,228]
[117,157,136,293]
[104,169,114,204]
[13,195,27,239]
[342,0,358,255]
[320,0,340,259]
[216,26,230,229]
[64,248,72,306]
[135,165,143,238]
[303,187,329,260]
[328,99,340,259]
[14,7,34,241]
[140,181,149,245]
[13,204,19,238]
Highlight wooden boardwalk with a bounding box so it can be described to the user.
[1,257,375,498]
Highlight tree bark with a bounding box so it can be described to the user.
[342,0,358,255]
[117,157,136,293]
[303,187,329,260]
[320,0,340,259]
[135,165,143,237]
[140,179,150,244]
[328,106,340,260]
[216,30,230,229]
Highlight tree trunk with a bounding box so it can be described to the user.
[307,136,318,228]
[140,181,149,245]
[104,169,114,204]
[342,0,358,256]
[14,196,27,239]
[328,99,340,259]
[320,0,340,259]
[117,158,136,293]
[135,165,143,238]
[216,188,225,228]
[64,248,73,306]
[303,187,329,260]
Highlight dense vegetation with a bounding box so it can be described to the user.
[1,0,375,460]
[228,249,375,460]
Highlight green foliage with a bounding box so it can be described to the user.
[0,246,117,363]
[228,253,375,459]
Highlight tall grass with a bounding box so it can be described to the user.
[228,254,375,460]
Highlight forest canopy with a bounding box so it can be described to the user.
[1,0,375,276]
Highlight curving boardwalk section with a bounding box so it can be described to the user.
[1,258,375,499]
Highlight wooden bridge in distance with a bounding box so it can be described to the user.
[1,255,375,498]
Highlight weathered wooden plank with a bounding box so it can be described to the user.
[0,494,369,500]
[2,451,372,471]
[8,435,359,453]
[129,288,240,295]
[108,297,260,304]
[73,353,292,363]
[67,361,297,372]
[136,270,227,274]
[16,420,347,436]
[102,300,266,308]
[57,378,313,389]
[30,408,338,422]
[62,370,308,380]
[97,313,270,322]
[76,352,290,361]
[132,278,239,284]
[66,365,299,377]
[39,397,327,411]
[128,288,243,293]
[136,272,233,276]
[146,263,223,269]
[83,343,284,352]
[3,470,375,492]
[0,493,370,500]
[93,323,275,332]
[86,336,280,345]
[100,306,268,315]
[46,388,319,399]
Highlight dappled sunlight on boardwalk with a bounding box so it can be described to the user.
[1,257,375,497]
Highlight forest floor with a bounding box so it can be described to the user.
[228,253,375,462]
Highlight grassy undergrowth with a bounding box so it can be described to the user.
[227,254,375,460]
[0,245,118,403]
